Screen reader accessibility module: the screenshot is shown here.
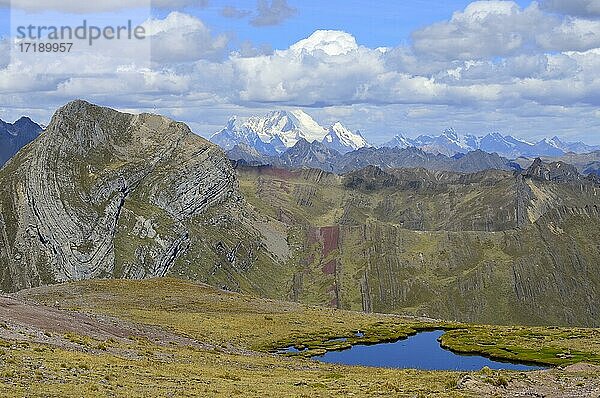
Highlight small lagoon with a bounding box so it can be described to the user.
[312,330,545,371]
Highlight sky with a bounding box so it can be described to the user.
[0,0,599,144]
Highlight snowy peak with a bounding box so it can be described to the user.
[543,136,600,154]
[243,109,327,148]
[225,116,237,131]
[441,127,459,142]
[212,112,600,160]
[412,128,467,156]
[212,109,369,156]
[288,110,329,142]
[382,134,414,149]
[379,130,598,159]
[323,121,369,154]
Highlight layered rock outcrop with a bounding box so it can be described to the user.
[0,101,287,293]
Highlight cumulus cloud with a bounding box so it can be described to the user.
[537,18,600,51]
[250,0,296,26]
[1,4,600,144]
[412,2,554,60]
[236,41,273,57]
[288,30,358,56]
[412,1,600,60]
[143,12,229,62]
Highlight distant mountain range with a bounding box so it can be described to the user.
[4,100,600,328]
[210,109,600,161]
[229,138,519,175]
[543,151,600,177]
[210,110,369,155]
[383,129,600,158]
[0,117,43,167]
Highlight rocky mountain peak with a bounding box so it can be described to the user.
[0,113,43,167]
[0,101,254,291]
[441,127,459,141]
[48,99,200,158]
[525,158,581,183]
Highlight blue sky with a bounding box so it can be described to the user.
[152,0,531,50]
[1,2,529,45]
[1,0,599,144]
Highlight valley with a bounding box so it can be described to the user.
[1,101,600,396]
[236,164,600,325]
[2,101,600,327]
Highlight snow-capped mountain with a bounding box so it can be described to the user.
[211,110,369,155]
[382,134,413,149]
[411,128,470,156]
[545,136,600,154]
[381,130,600,158]
[322,122,369,154]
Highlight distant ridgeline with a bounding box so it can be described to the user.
[1,100,600,329]
[0,117,43,167]
[211,110,600,173]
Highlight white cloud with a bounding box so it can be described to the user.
[1,6,600,144]
[143,12,229,62]
[537,17,600,51]
[412,2,555,60]
[288,30,358,56]
[412,1,600,60]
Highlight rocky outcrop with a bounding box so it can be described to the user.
[0,101,288,293]
[226,141,518,175]
[238,164,600,326]
[526,158,582,183]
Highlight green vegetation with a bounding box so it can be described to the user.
[2,278,599,396]
[235,167,600,326]
[15,278,600,366]
[441,327,600,366]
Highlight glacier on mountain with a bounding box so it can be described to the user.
[211,109,369,155]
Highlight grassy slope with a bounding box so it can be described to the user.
[1,278,599,397]
[236,167,600,326]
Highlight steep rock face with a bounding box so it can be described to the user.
[237,165,600,326]
[526,158,582,183]
[0,101,288,293]
[278,139,340,172]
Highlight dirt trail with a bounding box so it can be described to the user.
[0,295,207,351]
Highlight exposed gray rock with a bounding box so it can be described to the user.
[0,100,287,293]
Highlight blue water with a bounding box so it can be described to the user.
[314,330,545,371]
[277,346,306,354]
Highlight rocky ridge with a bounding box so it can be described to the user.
[229,141,517,174]
[0,101,287,293]
[0,116,43,167]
